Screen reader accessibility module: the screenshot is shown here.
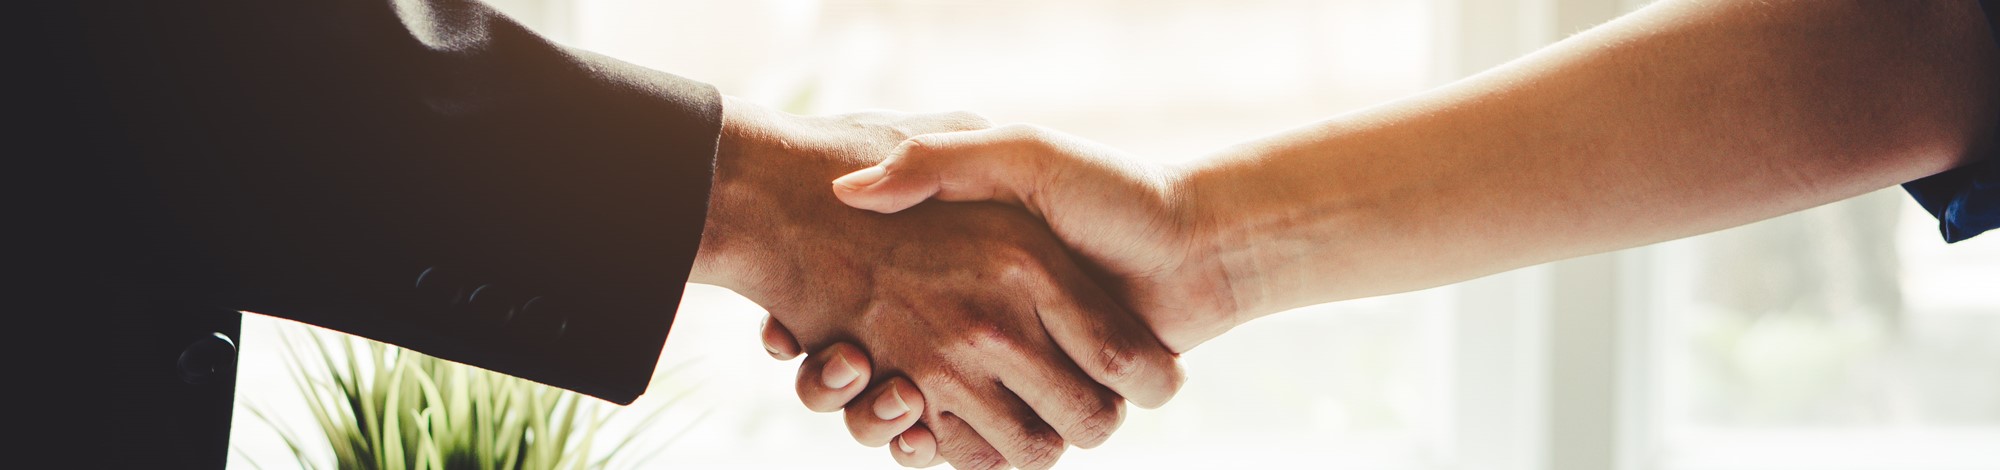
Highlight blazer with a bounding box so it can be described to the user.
[20,0,721,467]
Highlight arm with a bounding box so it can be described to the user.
[829,0,2000,351]
[87,0,722,403]
[1186,0,1999,319]
[89,6,1184,468]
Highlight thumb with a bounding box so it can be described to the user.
[830,126,1047,214]
[760,314,801,360]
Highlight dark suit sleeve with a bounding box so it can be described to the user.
[82,0,720,404]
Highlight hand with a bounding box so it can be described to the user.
[689,100,1185,470]
[827,124,1238,353]
[761,318,949,467]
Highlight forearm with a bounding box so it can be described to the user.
[1187,0,2000,320]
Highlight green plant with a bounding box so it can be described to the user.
[242,324,691,470]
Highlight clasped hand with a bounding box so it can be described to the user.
[691,99,1202,469]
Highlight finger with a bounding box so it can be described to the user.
[1038,272,1187,409]
[844,377,927,447]
[761,314,801,360]
[890,424,943,468]
[945,381,1069,470]
[794,343,872,413]
[993,342,1126,449]
[836,110,991,137]
[903,110,995,135]
[926,411,1009,470]
[830,125,1050,214]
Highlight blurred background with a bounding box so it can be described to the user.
[230,0,2000,468]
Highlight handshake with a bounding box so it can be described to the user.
[691,98,1240,469]
[683,0,1999,464]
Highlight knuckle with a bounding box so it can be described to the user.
[1067,401,1124,449]
[952,111,995,129]
[859,301,911,334]
[1001,123,1061,146]
[954,451,1008,470]
[906,375,969,416]
[1008,430,1067,470]
[842,110,900,128]
[985,246,1052,285]
[1093,343,1148,386]
[995,123,1043,140]
[938,431,1008,470]
[894,136,943,163]
[907,367,959,393]
[901,135,937,152]
[958,321,1025,358]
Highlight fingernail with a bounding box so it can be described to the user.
[873,386,911,420]
[895,435,916,454]
[763,342,781,357]
[822,355,860,389]
[832,166,887,190]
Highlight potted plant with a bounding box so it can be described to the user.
[239,323,690,470]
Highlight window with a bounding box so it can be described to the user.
[1639,190,2000,470]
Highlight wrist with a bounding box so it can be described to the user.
[1185,138,1387,324]
[1179,146,1322,329]
[691,96,783,291]
[1161,163,1255,341]
[689,97,867,300]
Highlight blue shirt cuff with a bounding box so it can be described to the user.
[1904,160,2000,243]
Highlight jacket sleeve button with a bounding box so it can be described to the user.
[413,266,471,309]
[178,332,237,385]
[514,296,570,345]
[466,284,519,327]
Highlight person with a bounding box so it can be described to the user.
[21,0,1182,467]
[782,0,2000,467]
